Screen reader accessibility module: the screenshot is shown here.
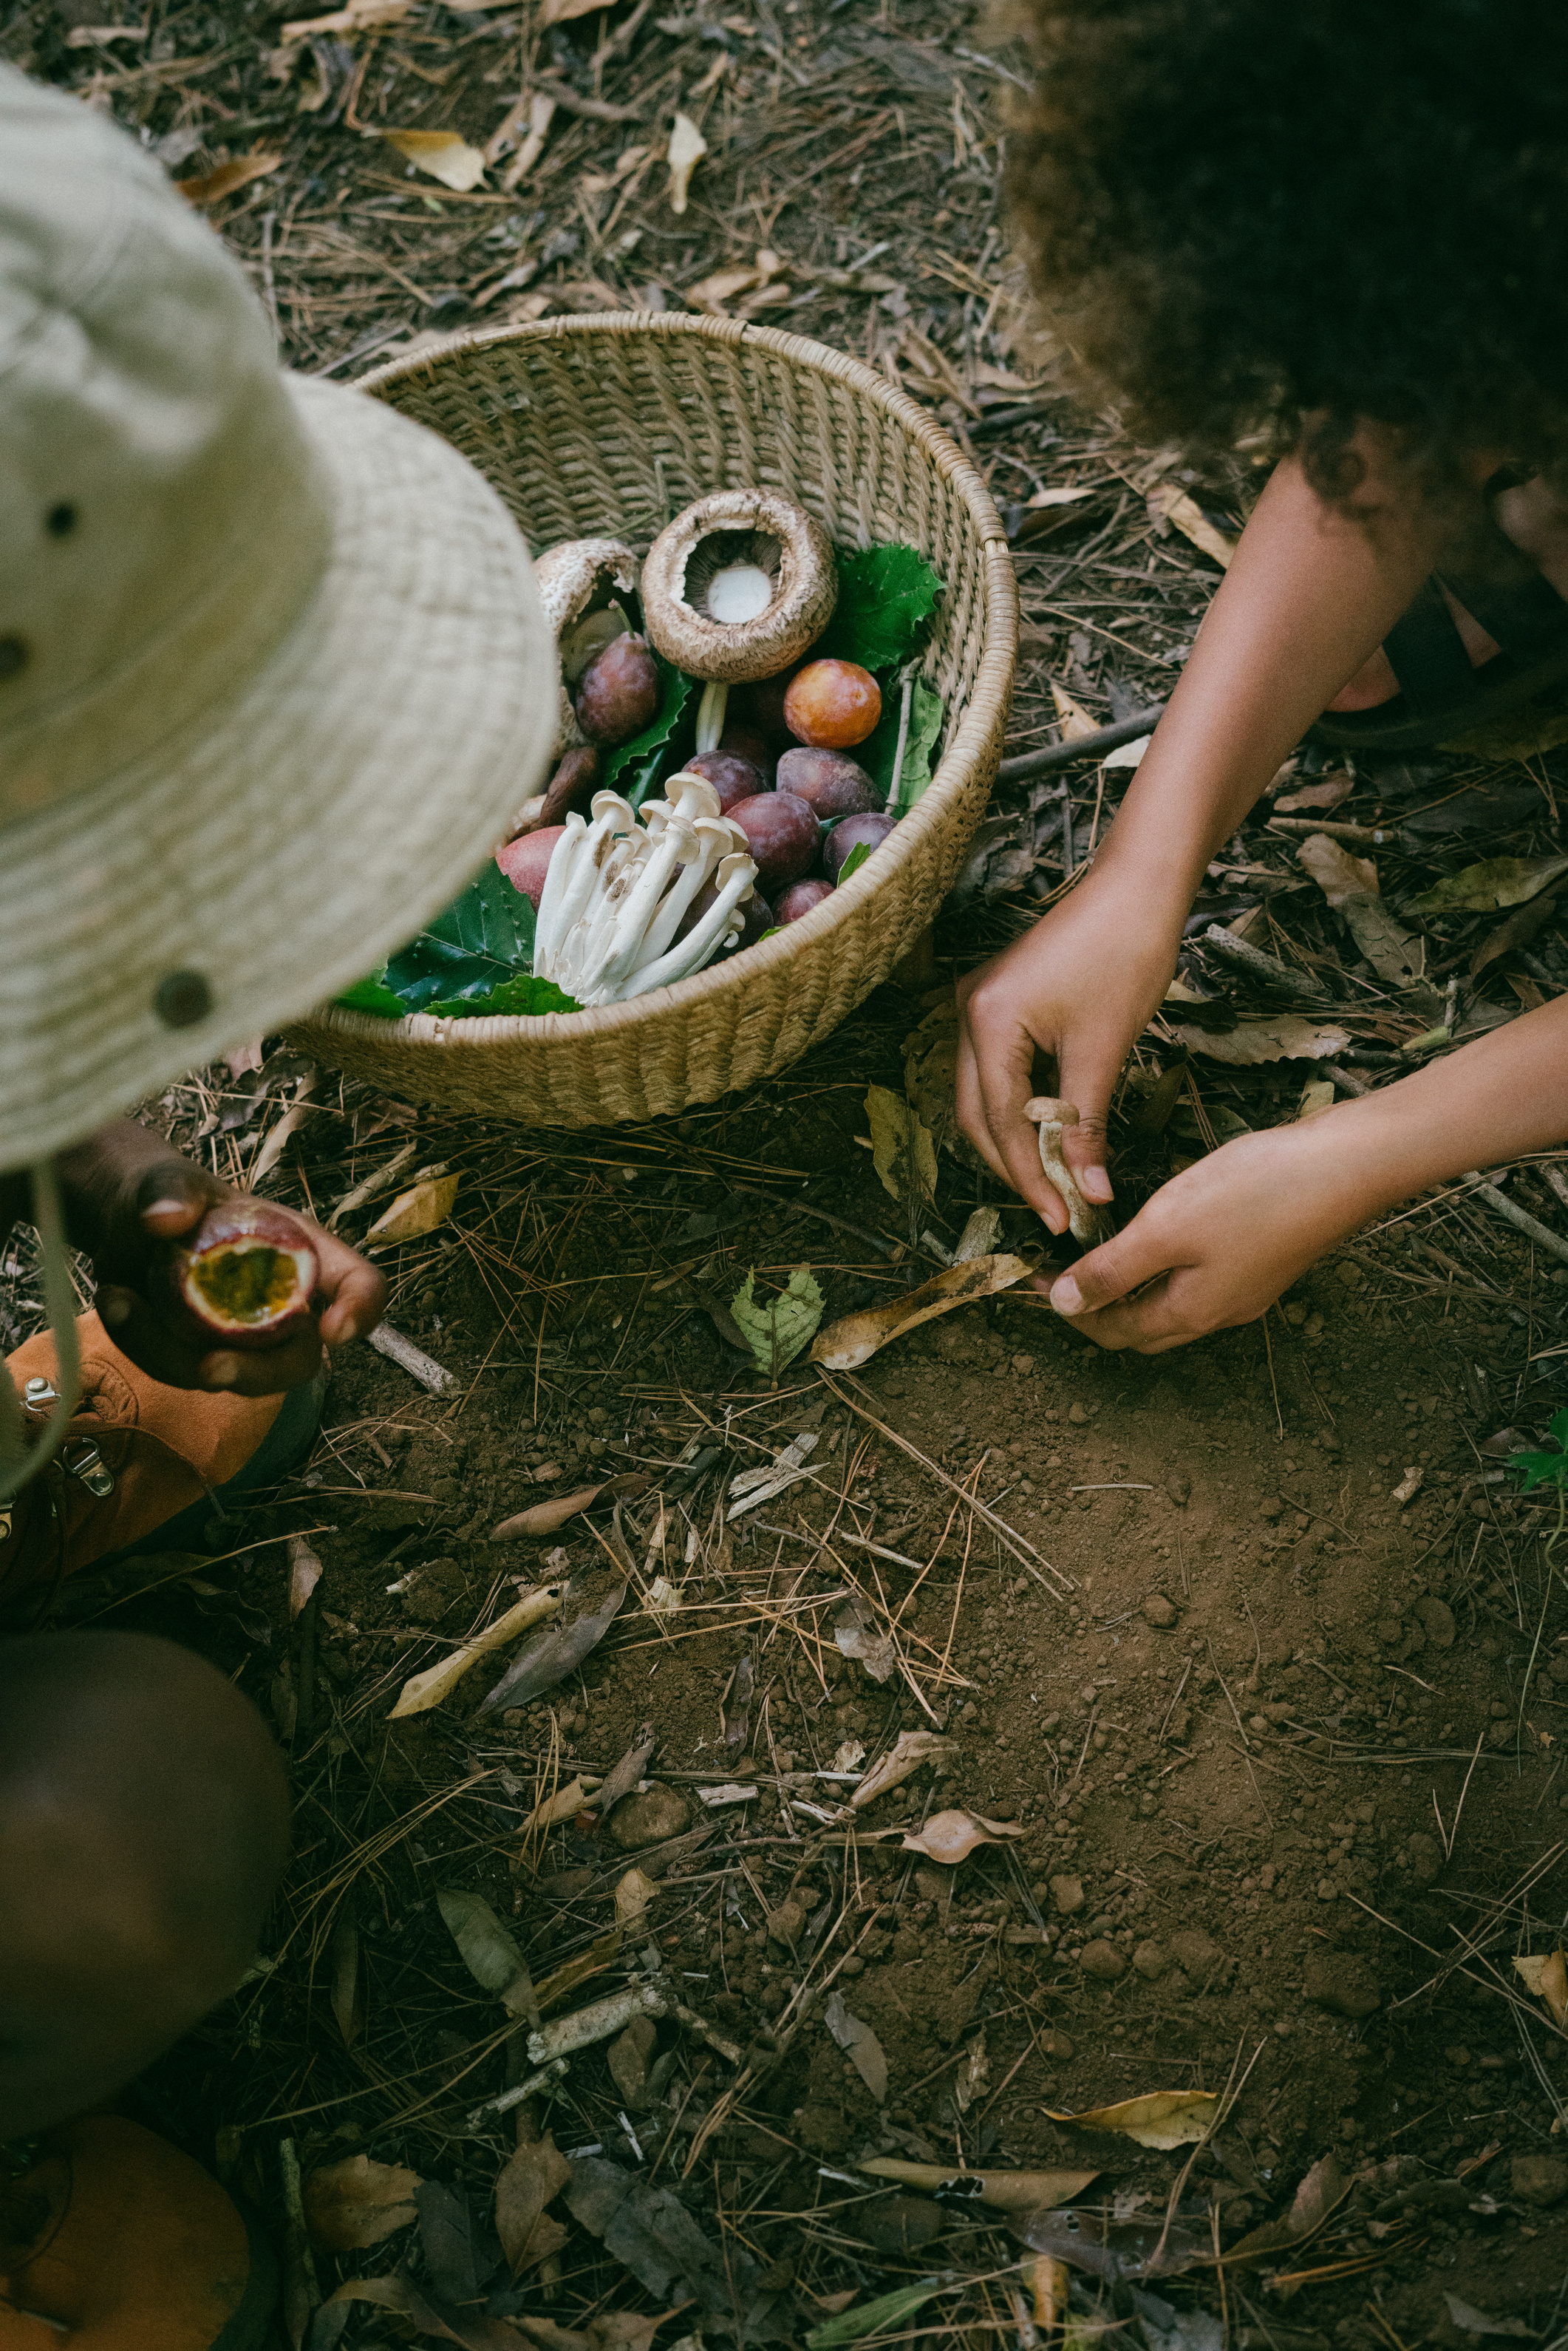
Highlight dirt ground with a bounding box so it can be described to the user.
[10,0,1568,2346]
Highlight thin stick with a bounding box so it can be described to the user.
[817,1370,1070,1596]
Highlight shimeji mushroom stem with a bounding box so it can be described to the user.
[695,677,729,754]
[1023,1097,1112,1248]
[532,777,757,1007]
[887,664,916,812]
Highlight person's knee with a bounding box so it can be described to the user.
[0,1630,289,2133]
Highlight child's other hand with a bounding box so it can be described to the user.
[1044,1120,1381,1352]
[93,1157,385,1395]
[955,882,1183,1232]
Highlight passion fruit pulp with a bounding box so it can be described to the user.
[174,1201,317,1349]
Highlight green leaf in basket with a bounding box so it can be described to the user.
[426,973,581,1019]
[859,675,944,814]
[335,975,410,1018]
[817,542,944,673]
[601,653,697,809]
[835,840,871,885]
[335,859,551,1018]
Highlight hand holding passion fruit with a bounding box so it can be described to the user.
[69,1125,385,1394]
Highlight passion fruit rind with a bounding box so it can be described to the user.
[172,1200,318,1350]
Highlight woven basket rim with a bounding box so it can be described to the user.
[318,310,1015,1052]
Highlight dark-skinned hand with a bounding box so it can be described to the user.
[69,1128,385,1395]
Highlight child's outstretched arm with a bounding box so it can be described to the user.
[1047,993,1568,1350]
[956,443,1474,1230]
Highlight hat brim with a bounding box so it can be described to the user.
[0,375,556,1171]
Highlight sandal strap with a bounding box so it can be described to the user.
[1382,577,1483,718]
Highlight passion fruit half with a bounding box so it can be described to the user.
[172,1200,318,1350]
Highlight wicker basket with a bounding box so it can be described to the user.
[289,313,1016,1126]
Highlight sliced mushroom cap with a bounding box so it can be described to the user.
[534,537,642,753]
[641,489,836,684]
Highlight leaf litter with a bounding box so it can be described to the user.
[50,7,1568,2344]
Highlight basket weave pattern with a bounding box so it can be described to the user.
[290,313,1016,1125]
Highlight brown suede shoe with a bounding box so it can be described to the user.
[0,1314,290,1613]
[0,2116,276,2348]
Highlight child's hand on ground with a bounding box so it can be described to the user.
[66,1125,385,1394]
[1045,1118,1386,1351]
[955,881,1184,1232]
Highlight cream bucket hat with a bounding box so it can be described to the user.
[0,65,556,1174]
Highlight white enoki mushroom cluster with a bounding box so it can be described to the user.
[534,773,758,1007]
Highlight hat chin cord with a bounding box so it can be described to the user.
[0,1159,82,1502]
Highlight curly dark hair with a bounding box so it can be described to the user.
[1006,0,1568,505]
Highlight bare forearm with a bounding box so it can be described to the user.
[1326,997,1568,1206]
[1090,454,1459,911]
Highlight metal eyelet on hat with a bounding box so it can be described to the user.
[0,636,27,681]
[45,503,76,537]
[153,969,212,1027]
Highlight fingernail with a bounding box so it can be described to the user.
[207,1355,241,1388]
[144,1196,190,1217]
[1083,1166,1114,1203]
[1051,1275,1083,1316]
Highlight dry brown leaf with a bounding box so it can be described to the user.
[287,1533,323,1621]
[389,1580,564,1718]
[332,2271,535,2347]
[496,2132,570,2276]
[499,92,557,188]
[953,1205,1002,1261]
[666,112,706,214]
[483,1580,627,1718]
[437,1888,538,2018]
[857,2158,1097,2213]
[1411,852,1568,915]
[1148,483,1235,568]
[1043,2089,1218,2148]
[1297,834,1431,991]
[384,130,487,192]
[330,1915,363,2047]
[304,2153,422,2252]
[1297,833,1378,905]
[1275,772,1354,815]
[1224,2151,1349,2266]
[543,0,614,21]
[852,1729,955,1809]
[1026,484,1094,511]
[1514,1949,1568,2025]
[176,153,282,205]
[522,1775,602,1837]
[901,995,981,1168]
[596,1722,655,1814]
[1166,1015,1351,1066]
[901,1809,1024,1865]
[1471,891,1561,978]
[811,1251,1037,1370]
[613,1865,658,1927]
[865,1083,937,1211]
[685,262,767,311]
[1050,680,1098,740]
[825,1990,887,2102]
[491,1471,650,1540]
[367,1171,460,1242]
[589,2318,675,2351]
